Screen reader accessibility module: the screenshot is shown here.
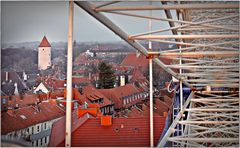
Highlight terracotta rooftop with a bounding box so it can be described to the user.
[39,36,51,47]
[7,94,38,108]
[121,53,148,70]
[54,116,166,147]
[72,77,91,84]
[1,101,65,134]
[99,84,141,109]
[130,68,146,82]
[48,110,90,147]
[81,86,113,108]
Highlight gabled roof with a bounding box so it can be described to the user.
[121,53,148,70]
[49,110,91,147]
[1,102,65,134]
[81,86,113,108]
[72,77,91,84]
[98,84,141,109]
[1,71,28,94]
[39,36,51,47]
[56,116,166,147]
[7,94,38,108]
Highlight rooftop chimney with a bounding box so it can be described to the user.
[101,116,112,126]
[14,83,19,95]
[23,71,27,82]
[6,72,8,81]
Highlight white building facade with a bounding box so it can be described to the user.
[6,118,60,147]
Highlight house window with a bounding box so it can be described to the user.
[101,108,104,114]
[36,124,41,133]
[28,127,32,135]
[43,122,48,130]
[40,138,43,146]
[105,107,107,113]
[32,127,34,134]
[43,123,46,130]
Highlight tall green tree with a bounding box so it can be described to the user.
[98,62,115,89]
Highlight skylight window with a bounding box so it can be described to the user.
[20,115,27,120]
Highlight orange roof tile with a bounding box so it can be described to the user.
[1,102,65,134]
[121,53,148,70]
[99,84,141,109]
[56,116,166,147]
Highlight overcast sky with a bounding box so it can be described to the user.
[1,1,171,44]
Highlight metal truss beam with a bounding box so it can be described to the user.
[74,1,239,147]
[74,1,193,89]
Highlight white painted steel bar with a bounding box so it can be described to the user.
[155,51,239,58]
[94,1,119,9]
[131,34,239,40]
[159,41,239,53]
[107,11,239,33]
[148,4,154,147]
[168,138,239,143]
[95,4,239,12]
[149,58,154,147]
[158,92,194,147]
[65,1,73,147]
[129,14,239,38]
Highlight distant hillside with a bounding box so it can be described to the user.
[1,48,38,72]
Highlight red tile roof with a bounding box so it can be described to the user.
[121,53,148,70]
[81,86,113,108]
[120,53,172,72]
[7,94,38,108]
[36,77,63,90]
[48,110,90,147]
[74,54,100,66]
[39,36,51,47]
[1,102,65,134]
[37,76,92,90]
[57,116,166,147]
[98,84,141,109]
[72,77,91,84]
[126,101,168,117]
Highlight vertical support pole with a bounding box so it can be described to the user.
[149,1,154,147]
[178,10,184,136]
[65,1,73,147]
[149,58,154,148]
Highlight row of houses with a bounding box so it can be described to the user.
[1,101,65,147]
[1,51,173,147]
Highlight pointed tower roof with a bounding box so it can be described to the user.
[39,36,51,47]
